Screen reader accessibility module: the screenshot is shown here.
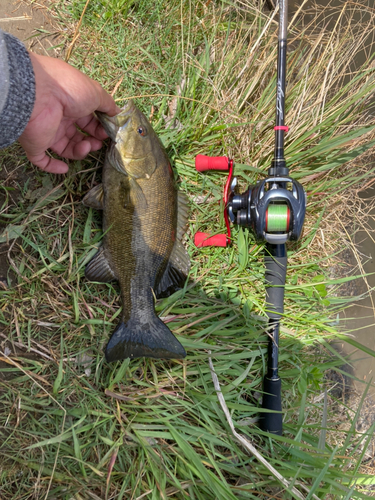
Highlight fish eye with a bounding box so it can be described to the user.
[138,126,147,136]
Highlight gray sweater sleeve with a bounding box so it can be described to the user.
[0,30,36,148]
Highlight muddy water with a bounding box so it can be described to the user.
[339,188,375,396]
[288,0,375,396]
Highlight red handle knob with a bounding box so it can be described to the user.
[195,154,229,172]
[194,232,228,248]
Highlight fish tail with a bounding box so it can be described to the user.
[105,315,186,362]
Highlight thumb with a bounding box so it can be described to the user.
[94,81,121,117]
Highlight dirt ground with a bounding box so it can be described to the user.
[0,0,61,55]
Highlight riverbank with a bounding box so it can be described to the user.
[1,0,375,498]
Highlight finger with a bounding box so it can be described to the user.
[76,114,109,140]
[93,81,121,116]
[51,123,100,157]
[85,136,103,152]
[52,133,102,160]
[72,137,103,155]
[71,139,92,159]
[26,152,69,174]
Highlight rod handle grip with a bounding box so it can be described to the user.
[195,154,229,172]
[260,376,282,435]
[194,232,228,248]
[265,248,287,320]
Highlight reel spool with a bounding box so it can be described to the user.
[266,204,290,233]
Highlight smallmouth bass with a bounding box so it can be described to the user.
[83,100,189,362]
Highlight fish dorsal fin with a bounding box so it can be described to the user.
[155,192,190,298]
[177,191,189,240]
[85,247,116,283]
[82,184,104,210]
[155,241,190,298]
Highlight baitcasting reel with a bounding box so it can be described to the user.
[228,169,306,246]
[194,156,306,248]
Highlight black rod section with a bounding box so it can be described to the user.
[261,1,289,435]
[260,243,287,435]
[274,40,287,161]
[272,0,289,176]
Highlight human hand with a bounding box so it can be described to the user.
[19,52,120,174]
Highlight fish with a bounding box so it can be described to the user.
[82,100,190,363]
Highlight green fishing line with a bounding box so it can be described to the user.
[266,204,289,232]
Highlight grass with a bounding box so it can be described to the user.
[1,0,375,498]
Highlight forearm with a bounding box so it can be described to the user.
[0,30,35,148]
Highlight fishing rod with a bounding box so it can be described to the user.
[194,0,306,435]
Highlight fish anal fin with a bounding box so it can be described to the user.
[82,184,104,210]
[85,247,116,283]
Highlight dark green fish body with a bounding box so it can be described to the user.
[83,101,189,362]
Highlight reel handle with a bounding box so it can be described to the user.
[194,155,233,248]
[195,154,229,172]
[194,232,228,248]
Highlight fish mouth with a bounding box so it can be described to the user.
[96,100,135,141]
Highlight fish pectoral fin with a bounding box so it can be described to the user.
[85,247,116,283]
[155,240,190,298]
[82,184,104,210]
[129,178,148,209]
